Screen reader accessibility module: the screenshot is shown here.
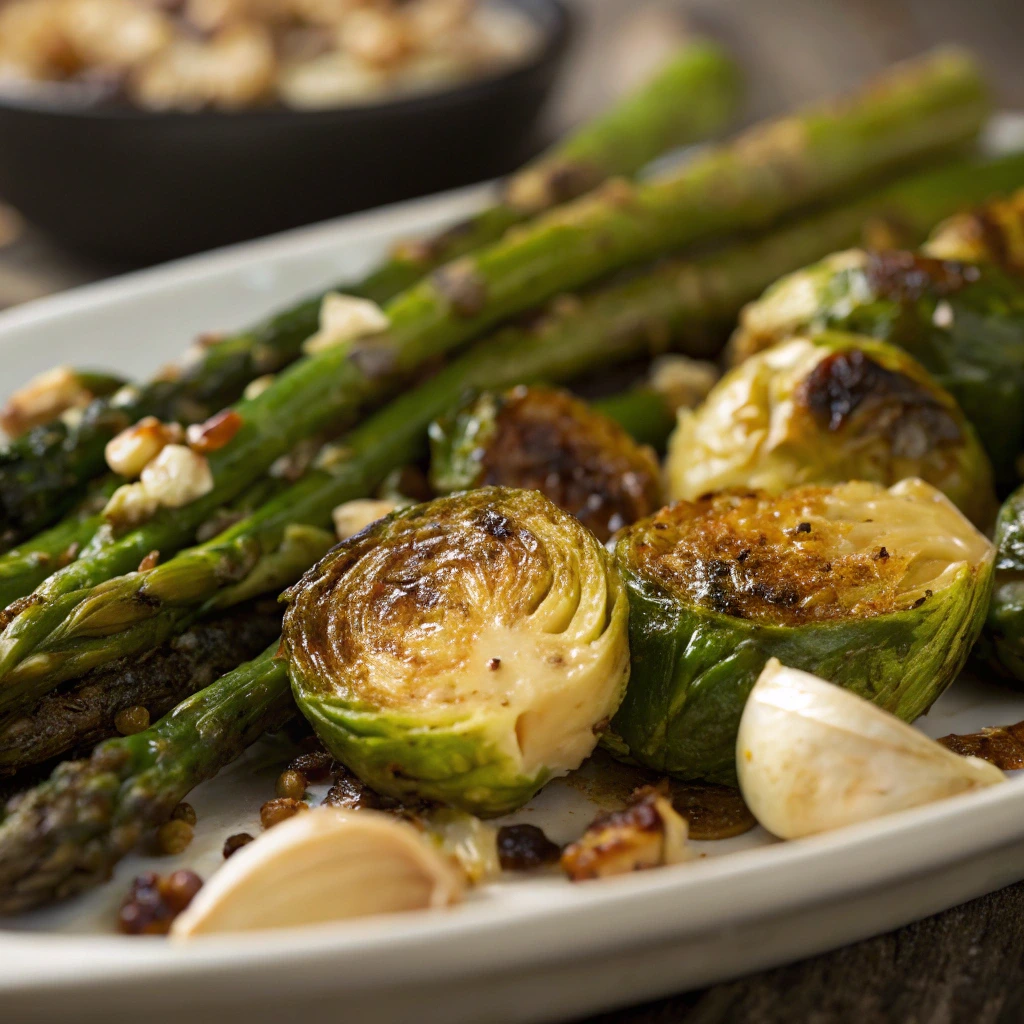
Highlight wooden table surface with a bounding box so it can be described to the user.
[1,2,1023,1021]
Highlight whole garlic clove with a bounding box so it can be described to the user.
[736,659,1005,840]
[170,808,463,937]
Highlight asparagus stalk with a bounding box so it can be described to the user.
[0,43,741,551]
[0,49,993,710]
[0,645,292,913]
[8,148,1024,707]
[0,599,283,776]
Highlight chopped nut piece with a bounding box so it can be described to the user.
[105,416,184,479]
[332,497,398,540]
[497,823,561,871]
[186,409,243,454]
[1,367,96,438]
[260,796,307,829]
[119,870,203,935]
[157,818,195,855]
[140,444,215,508]
[275,768,307,800]
[223,832,255,859]
[302,291,390,355]
[243,374,275,400]
[171,802,197,827]
[561,785,692,881]
[114,704,150,735]
[103,482,160,532]
[137,549,160,571]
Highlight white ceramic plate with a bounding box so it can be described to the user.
[2,118,1024,1024]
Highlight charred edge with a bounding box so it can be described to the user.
[865,250,980,303]
[431,264,489,319]
[0,593,42,632]
[798,348,963,449]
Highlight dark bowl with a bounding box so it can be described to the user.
[0,0,571,263]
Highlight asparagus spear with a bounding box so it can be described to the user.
[0,43,741,551]
[9,148,1024,706]
[0,599,283,776]
[0,49,993,710]
[0,645,292,913]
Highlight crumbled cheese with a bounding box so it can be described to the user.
[332,498,398,540]
[105,416,183,478]
[243,374,275,400]
[302,292,390,355]
[0,367,94,438]
[139,445,214,508]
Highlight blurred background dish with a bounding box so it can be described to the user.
[0,0,570,261]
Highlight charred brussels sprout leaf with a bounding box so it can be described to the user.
[924,188,1024,276]
[609,480,994,784]
[282,487,630,816]
[728,248,1024,486]
[429,386,663,542]
[667,332,995,526]
[981,484,1024,683]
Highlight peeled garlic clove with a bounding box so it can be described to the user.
[736,659,1005,840]
[170,808,463,937]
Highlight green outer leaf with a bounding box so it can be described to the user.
[610,551,993,785]
[981,484,1024,682]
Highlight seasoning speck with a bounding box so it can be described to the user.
[487,657,501,671]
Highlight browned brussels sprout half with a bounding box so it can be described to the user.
[608,480,994,784]
[667,332,995,527]
[925,188,1024,276]
[728,248,1024,487]
[428,386,663,542]
[283,486,630,816]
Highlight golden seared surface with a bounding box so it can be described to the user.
[618,480,989,626]
[478,386,662,543]
[925,188,1024,276]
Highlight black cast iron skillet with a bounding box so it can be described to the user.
[0,0,571,262]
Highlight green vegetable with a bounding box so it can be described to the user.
[283,487,630,816]
[429,385,664,542]
[728,248,1024,488]
[0,42,741,551]
[0,643,293,914]
[924,187,1024,275]
[667,332,996,527]
[609,479,995,783]
[6,145,1024,712]
[980,484,1024,682]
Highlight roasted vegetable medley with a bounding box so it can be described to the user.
[1,43,1024,935]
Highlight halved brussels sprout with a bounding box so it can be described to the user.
[924,188,1024,276]
[726,248,1024,485]
[980,484,1024,683]
[609,479,994,784]
[429,385,663,542]
[666,332,995,526]
[282,486,630,816]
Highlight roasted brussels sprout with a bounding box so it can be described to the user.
[666,332,995,526]
[429,386,663,542]
[980,484,1024,683]
[609,479,994,784]
[282,486,630,816]
[924,188,1024,276]
[727,248,1024,485]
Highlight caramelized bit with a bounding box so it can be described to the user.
[138,550,160,572]
[561,785,691,881]
[669,781,756,840]
[865,250,980,302]
[170,802,197,827]
[222,833,254,859]
[260,796,307,829]
[114,704,150,735]
[799,348,962,452]
[938,719,1024,770]
[287,749,336,782]
[497,824,561,871]
[119,870,203,935]
[156,818,194,855]
[186,409,243,454]
[322,766,392,811]
[275,769,307,800]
